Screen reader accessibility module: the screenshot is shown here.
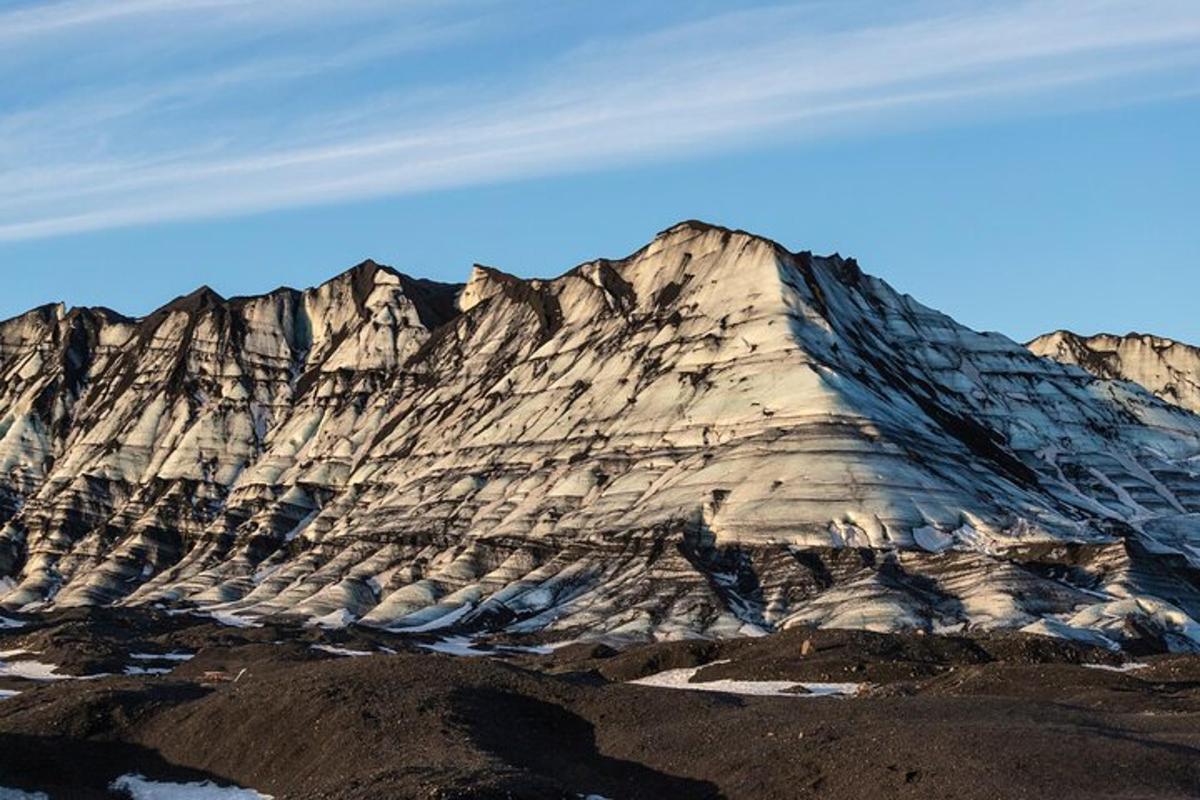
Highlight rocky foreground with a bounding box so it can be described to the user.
[2,609,1200,799]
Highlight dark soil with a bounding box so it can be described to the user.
[2,609,1200,799]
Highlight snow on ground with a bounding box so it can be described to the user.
[0,657,69,682]
[0,659,109,681]
[310,644,373,658]
[418,636,489,657]
[202,611,262,629]
[1083,662,1150,673]
[0,690,20,700]
[0,616,23,630]
[630,662,864,698]
[110,774,273,799]
[130,652,195,662]
[410,635,564,658]
[125,666,173,676]
[0,788,48,799]
[788,682,868,697]
[307,609,357,630]
[0,649,109,682]
[124,651,195,674]
[412,635,559,657]
[496,642,558,655]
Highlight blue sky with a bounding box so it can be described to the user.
[0,0,1196,343]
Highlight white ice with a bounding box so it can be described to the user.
[388,604,473,634]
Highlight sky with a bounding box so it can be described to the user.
[0,0,1196,343]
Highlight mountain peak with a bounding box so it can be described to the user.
[334,258,395,281]
[458,263,526,313]
[141,285,226,321]
[3,227,1200,654]
[652,219,802,257]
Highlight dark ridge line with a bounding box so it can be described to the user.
[0,260,463,332]
[1029,329,1199,350]
[0,220,851,331]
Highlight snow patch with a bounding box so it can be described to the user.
[110,774,273,800]
[310,644,373,658]
[0,652,111,681]
[131,652,195,662]
[497,642,559,655]
[308,609,357,630]
[0,788,48,800]
[413,635,559,658]
[418,636,489,657]
[630,662,864,698]
[125,665,173,676]
[202,611,262,629]
[1083,662,1150,673]
[0,657,69,682]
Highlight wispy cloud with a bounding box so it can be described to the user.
[1,0,1197,241]
[0,0,243,37]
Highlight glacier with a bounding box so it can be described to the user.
[0,222,1198,651]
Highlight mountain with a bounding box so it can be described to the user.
[2,222,1200,651]
[1029,330,1200,415]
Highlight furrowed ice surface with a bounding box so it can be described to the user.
[0,223,1199,650]
[1030,331,1200,415]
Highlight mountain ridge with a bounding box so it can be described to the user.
[1029,329,1200,415]
[0,222,1198,652]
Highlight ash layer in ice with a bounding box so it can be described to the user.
[2,222,1200,652]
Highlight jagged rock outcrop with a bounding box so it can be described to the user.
[2,223,1200,651]
[1029,330,1200,415]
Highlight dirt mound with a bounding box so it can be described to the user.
[3,612,1200,799]
[585,626,1124,686]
